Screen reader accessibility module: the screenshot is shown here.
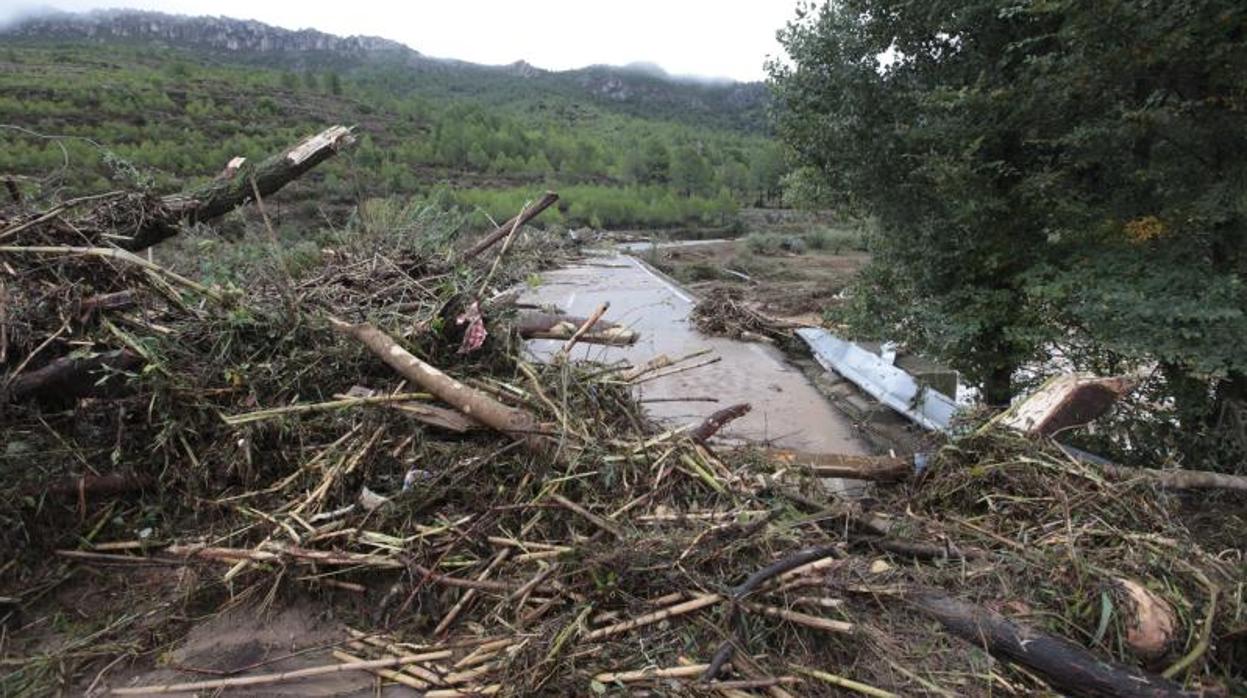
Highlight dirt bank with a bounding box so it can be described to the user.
[637,238,869,319]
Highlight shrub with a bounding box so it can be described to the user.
[744,233,806,255]
[682,262,723,282]
[779,236,806,254]
[744,233,779,254]
[803,226,866,253]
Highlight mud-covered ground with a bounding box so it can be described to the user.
[640,237,869,319]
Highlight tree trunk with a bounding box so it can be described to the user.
[123,125,355,251]
[1213,370,1247,425]
[764,449,914,481]
[906,588,1193,698]
[1099,463,1247,493]
[982,362,1015,406]
[516,310,638,345]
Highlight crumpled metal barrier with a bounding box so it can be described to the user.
[797,327,959,432]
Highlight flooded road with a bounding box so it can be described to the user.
[615,238,731,254]
[521,252,867,455]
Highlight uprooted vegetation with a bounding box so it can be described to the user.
[644,236,868,319]
[1,128,1244,697]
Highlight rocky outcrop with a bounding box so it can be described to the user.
[5,9,412,57]
[504,60,545,79]
[4,9,769,131]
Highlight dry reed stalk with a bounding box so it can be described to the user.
[585,593,723,640]
[737,600,854,634]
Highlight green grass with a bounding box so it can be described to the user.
[803,226,868,253]
[453,184,739,230]
[742,226,868,256]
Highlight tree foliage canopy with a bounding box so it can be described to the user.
[772,0,1247,466]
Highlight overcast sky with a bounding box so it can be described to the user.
[4,1,800,81]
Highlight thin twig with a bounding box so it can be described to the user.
[558,301,609,358]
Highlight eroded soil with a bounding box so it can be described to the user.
[639,239,869,318]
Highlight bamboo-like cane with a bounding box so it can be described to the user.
[585,593,723,640]
[110,651,465,695]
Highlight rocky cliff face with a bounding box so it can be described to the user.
[5,10,412,57]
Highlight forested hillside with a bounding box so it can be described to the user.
[0,10,787,229]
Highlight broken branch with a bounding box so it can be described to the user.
[458,191,559,262]
[329,317,547,453]
[905,587,1193,698]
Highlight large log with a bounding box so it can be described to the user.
[906,588,1193,698]
[1101,463,1247,493]
[517,310,638,346]
[773,443,1247,493]
[122,125,355,251]
[992,374,1136,436]
[1058,444,1247,494]
[329,317,548,453]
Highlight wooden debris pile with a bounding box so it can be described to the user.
[690,286,804,343]
[1,128,1244,697]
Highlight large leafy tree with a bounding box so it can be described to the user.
[771,1,1060,403]
[772,1,1247,467]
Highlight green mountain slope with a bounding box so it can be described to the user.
[0,10,785,230]
[4,9,770,133]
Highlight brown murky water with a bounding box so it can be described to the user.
[521,252,867,456]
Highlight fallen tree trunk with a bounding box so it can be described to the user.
[774,443,1247,493]
[1060,444,1247,493]
[517,310,638,346]
[124,125,355,251]
[905,587,1194,698]
[330,317,547,453]
[1100,463,1247,494]
[992,374,1137,436]
[766,449,915,482]
[6,348,144,402]
[457,191,559,263]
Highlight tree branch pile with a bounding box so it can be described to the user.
[1,129,1243,698]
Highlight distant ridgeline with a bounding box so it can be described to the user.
[0,10,786,230]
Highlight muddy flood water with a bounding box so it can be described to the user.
[521,251,867,456]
